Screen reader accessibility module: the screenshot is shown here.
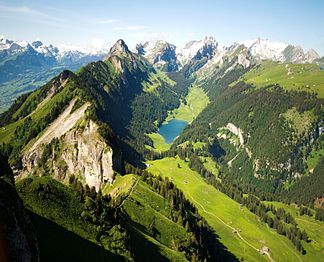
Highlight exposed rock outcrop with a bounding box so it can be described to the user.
[53,120,115,191]
[20,99,116,191]
[22,99,90,172]
[226,123,245,146]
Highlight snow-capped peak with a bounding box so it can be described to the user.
[177,36,218,65]
[135,40,178,71]
[16,39,29,48]
[238,38,288,62]
[137,40,175,58]
[0,36,108,67]
[0,36,14,50]
[31,40,57,57]
[142,40,171,53]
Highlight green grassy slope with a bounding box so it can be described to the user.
[263,201,324,261]
[15,174,198,261]
[147,157,311,262]
[16,176,134,260]
[142,71,176,93]
[103,174,136,197]
[16,176,99,243]
[121,180,188,261]
[146,132,172,152]
[0,78,78,145]
[306,146,324,173]
[241,61,324,98]
[165,85,210,123]
[0,66,77,113]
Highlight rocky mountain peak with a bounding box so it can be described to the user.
[135,40,178,71]
[177,36,219,66]
[31,40,43,49]
[305,48,320,62]
[108,39,131,57]
[0,36,13,46]
[136,43,146,55]
[243,38,288,62]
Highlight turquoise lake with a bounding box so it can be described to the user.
[158,119,188,144]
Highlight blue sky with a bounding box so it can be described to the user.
[0,0,324,55]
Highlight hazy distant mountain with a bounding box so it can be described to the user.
[0,36,104,112]
[0,36,104,83]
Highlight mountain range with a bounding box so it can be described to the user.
[0,36,104,112]
[1,35,323,113]
[136,36,322,71]
[0,36,324,261]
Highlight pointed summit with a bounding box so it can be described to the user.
[105,39,151,74]
[31,40,44,49]
[108,39,131,57]
[305,48,319,63]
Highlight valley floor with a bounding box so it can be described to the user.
[147,85,209,152]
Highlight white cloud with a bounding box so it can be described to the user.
[90,37,106,50]
[0,5,43,15]
[0,4,65,22]
[113,26,124,31]
[113,25,146,31]
[131,32,171,42]
[94,19,117,24]
[59,38,111,54]
[126,25,146,30]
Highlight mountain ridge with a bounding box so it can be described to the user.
[1,35,323,113]
[135,36,322,72]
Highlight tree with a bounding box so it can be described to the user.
[301,230,309,242]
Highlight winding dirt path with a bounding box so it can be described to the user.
[152,164,276,261]
[120,177,139,207]
[187,192,275,262]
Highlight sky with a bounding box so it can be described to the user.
[0,0,324,55]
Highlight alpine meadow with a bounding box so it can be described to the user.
[0,1,324,261]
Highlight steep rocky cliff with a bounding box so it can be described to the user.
[20,99,116,191]
[52,120,115,191]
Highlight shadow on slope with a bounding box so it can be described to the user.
[123,212,239,262]
[28,211,122,262]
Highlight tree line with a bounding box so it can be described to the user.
[125,163,237,262]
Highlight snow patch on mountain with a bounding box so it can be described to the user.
[239,38,288,61]
[136,40,178,71]
[0,36,105,61]
[177,36,218,65]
